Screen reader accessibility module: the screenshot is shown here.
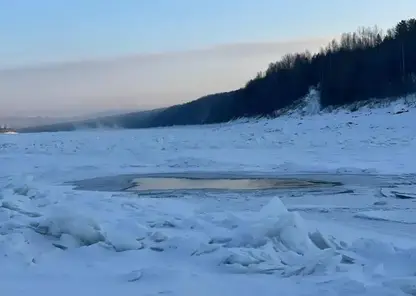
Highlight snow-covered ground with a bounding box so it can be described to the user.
[1,102,416,295]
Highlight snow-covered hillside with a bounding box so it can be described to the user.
[1,101,416,295]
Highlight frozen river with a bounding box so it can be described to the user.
[1,103,416,296]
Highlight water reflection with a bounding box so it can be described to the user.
[128,177,336,191]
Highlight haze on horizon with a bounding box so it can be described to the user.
[1,0,415,117]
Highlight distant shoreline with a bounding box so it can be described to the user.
[0,128,17,134]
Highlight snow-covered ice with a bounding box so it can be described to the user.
[1,101,416,295]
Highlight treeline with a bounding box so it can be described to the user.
[146,18,416,126]
[20,19,416,133]
[236,19,416,118]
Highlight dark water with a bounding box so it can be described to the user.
[68,173,340,193]
[67,171,416,195]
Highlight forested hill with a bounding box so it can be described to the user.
[234,19,416,118]
[19,19,416,133]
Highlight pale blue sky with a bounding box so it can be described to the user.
[1,0,416,116]
[1,0,416,68]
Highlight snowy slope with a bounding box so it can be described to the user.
[1,100,416,295]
